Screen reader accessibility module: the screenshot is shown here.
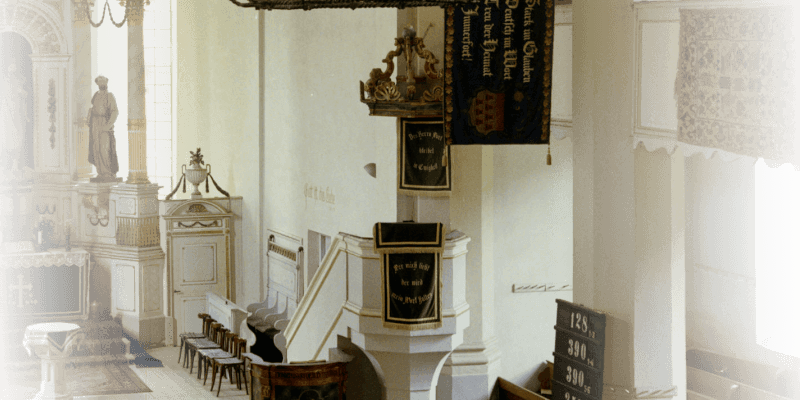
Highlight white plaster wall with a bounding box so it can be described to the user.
[493,138,574,389]
[259,10,397,265]
[175,1,260,306]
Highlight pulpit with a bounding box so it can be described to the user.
[1,249,91,322]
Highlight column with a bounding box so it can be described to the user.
[632,146,686,398]
[72,0,93,180]
[572,0,685,398]
[126,0,149,184]
[572,0,637,389]
[438,146,501,400]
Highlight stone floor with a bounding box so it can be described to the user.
[89,346,251,400]
[5,346,250,400]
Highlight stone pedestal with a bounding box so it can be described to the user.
[22,322,84,400]
[77,182,165,348]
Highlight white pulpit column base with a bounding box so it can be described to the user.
[438,146,501,400]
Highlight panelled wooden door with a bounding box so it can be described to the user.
[172,234,228,342]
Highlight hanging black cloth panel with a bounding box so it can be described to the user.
[444,0,554,145]
[374,222,444,331]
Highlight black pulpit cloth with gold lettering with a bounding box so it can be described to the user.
[399,118,452,196]
[374,222,444,331]
[1,249,90,322]
[444,0,554,145]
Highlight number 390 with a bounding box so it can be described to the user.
[566,365,585,387]
[567,338,587,360]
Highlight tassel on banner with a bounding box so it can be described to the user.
[546,145,552,166]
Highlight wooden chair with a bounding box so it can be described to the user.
[178,313,211,364]
[197,327,233,381]
[183,315,217,369]
[210,336,249,396]
[185,321,223,375]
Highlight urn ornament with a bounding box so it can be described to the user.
[185,148,208,199]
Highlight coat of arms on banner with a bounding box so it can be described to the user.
[469,90,506,135]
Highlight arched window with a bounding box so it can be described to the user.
[754,159,800,358]
[93,1,173,196]
[143,0,174,197]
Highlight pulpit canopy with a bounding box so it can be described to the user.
[226,0,477,10]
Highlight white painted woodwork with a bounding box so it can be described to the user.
[206,291,248,336]
[161,198,239,345]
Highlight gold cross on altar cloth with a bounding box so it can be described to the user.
[9,274,33,308]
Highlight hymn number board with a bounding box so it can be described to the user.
[553,299,607,400]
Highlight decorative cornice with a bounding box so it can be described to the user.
[268,241,300,262]
[631,134,758,165]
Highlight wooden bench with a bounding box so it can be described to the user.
[688,348,800,398]
[497,377,547,400]
[688,366,793,400]
[687,390,716,400]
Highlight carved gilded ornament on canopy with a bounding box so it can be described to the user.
[360,26,445,118]
[0,0,64,54]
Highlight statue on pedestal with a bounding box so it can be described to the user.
[87,75,121,182]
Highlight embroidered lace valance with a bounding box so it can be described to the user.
[675,7,799,167]
[0,249,89,269]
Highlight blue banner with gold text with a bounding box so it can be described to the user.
[444,0,554,145]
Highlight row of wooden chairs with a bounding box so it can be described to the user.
[178,313,249,396]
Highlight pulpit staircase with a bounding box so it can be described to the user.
[687,349,800,400]
[6,317,135,370]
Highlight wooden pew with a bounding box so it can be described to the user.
[687,349,782,392]
[688,366,793,400]
[687,390,717,400]
[688,348,800,398]
[496,378,547,400]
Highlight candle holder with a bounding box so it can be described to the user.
[34,220,55,252]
